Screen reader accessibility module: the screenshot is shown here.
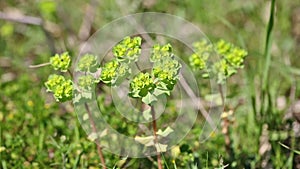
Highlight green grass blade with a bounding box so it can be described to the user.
[262,0,276,91]
[279,142,300,155]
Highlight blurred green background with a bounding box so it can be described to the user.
[1,0,300,168]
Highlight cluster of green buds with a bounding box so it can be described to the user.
[78,74,96,90]
[189,39,247,83]
[216,39,247,69]
[45,74,73,102]
[45,53,73,102]
[112,36,142,62]
[50,52,71,72]
[129,73,155,98]
[151,44,181,90]
[129,43,181,104]
[100,60,130,86]
[189,39,212,71]
[44,36,182,105]
[100,36,141,86]
[76,54,99,72]
[75,54,101,101]
[150,43,173,62]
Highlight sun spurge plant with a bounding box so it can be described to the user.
[99,38,181,169]
[37,36,181,169]
[189,39,247,83]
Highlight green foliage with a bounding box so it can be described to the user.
[50,52,71,72]
[189,39,248,83]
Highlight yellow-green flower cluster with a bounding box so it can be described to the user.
[45,74,73,102]
[129,73,155,97]
[153,58,181,90]
[189,39,248,83]
[77,54,98,72]
[78,74,95,90]
[45,74,65,92]
[113,36,142,62]
[216,39,247,69]
[50,52,71,72]
[150,43,173,62]
[189,39,212,70]
[214,60,236,83]
[100,60,129,85]
[149,43,181,90]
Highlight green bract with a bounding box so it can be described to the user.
[50,52,71,72]
[189,39,248,83]
[113,36,142,62]
[77,54,98,72]
[129,73,155,98]
[150,43,173,62]
[45,75,73,102]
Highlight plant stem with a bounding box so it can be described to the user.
[29,62,51,68]
[151,106,163,169]
[218,84,225,107]
[84,103,106,169]
[66,69,105,167]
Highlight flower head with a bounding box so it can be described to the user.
[150,43,173,62]
[153,58,181,90]
[129,73,155,97]
[50,52,71,72]
[45,74,65,92]
[77,54,98,72]
[78,74,95,90]
[113,36,142,62]
[45,74,73,102]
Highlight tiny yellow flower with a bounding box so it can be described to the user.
[44,103,51,109]
[0,112,3,121]
[0,146,6,152]
[27,100,34,107]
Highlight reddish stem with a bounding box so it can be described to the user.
[84,103,106,169]
[151,106,163,169]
